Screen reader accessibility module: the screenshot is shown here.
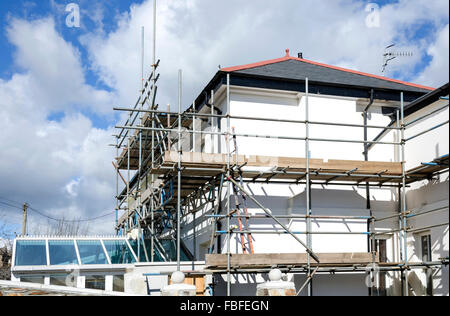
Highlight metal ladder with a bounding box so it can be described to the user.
[231,127,255,254]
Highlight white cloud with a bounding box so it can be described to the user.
[81,0,449,112]
[415,24,449,87]
[0,17,116,235]
[0,0,448,238]
[6,17,114,114]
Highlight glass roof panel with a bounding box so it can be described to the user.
[15,240,47,266]
[129,239,149,262]
[48,240,79,265]
[160,239,191,262]
[103,240,136,264]
[130,239,193,262]
[76,240,109,265]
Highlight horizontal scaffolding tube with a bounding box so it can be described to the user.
[404,104,449,128]
[374,213,404,222]
[374,222,449,235]
[406,206,449,219]
[114,107,402,130]
[117,125,402,146]
[216,230,370,235]
[405,120,449,142]
[158,166,404,181]
[204,261,449,274]
[407,222,449,233]
[208,214,372,220]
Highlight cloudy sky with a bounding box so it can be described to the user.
[0,0,448,236]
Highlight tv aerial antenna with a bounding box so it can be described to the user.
[382,44,413,73]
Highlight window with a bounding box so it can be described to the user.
[48,240,79,265]
[113,275,125,292]
[421,235,432,261]
[20,276,45,284]
[421,234,433,296]
[160,239,193,262]
[76,240,108,265]
[85,275,105,290]
[129,239,154,262]
[375,239,387,296]
[103,240,136,264]
[15,240,47,266]
[50,275,69,287]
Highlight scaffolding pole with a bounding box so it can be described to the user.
[400,92,409,296]
[177,69,182,271]
[226,73,232,296]
[112,49,448,296]
[113,107,403,131]
[305,78,313,296]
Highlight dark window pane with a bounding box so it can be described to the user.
[15,240,47,266]
[159,239,192,262]
[113,275,125,292]
[21,276,45,284]
[85,275,105,290]
[421,235,432,262]
[421,235,433,296]
[103,240,136,264]
[50,275,69,287]
[48,240,78,265]
[129,239,148,262]
[76,240,108,265]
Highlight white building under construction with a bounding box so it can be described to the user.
[9,50,449,297]
[109,49,449,296]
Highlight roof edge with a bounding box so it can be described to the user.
[221,54,435,92]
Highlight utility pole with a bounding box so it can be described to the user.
[22,203,28,237]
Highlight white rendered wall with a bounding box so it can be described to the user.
[402,99,449,296]
[181,86,447,296]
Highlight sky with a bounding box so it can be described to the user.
[0,0,448,237]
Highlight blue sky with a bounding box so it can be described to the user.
[0,0,448,237]
[1,1,447,93]
[0,0,143,129]
[0,0,140,78]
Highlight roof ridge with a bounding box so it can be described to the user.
[220,54,435,91]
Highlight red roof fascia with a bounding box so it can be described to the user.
[220,56,291,72]
[220,54,435,91]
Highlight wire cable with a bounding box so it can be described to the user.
[0,197,115,223]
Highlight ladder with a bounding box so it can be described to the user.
[231,127,255,254]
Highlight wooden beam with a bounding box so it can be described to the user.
[206,253,378,268]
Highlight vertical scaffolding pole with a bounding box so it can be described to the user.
[137,26,145,262]
[177,69,182,271]
[400,92,409,296]
[150,111,155,262]
[193,102,196,152]
[127,136,131,230]
[150,0,157,262]
[115,136,119,234]
[153,0,156,68]
[226,74,232,296]
[364,89,375,295]
[395,109,402,291]
[211,90,215,153]
[305,78,313,296]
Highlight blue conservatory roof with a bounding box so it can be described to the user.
[12,236,192,269]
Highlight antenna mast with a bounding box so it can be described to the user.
[382,44,413,73]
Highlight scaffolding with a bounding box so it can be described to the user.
[111,3,449,296]
[113,68,448,296]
